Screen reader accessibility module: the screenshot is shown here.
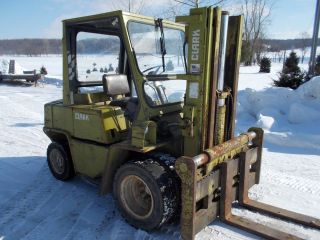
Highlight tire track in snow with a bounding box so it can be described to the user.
[200,223,259,240]
[63,195,118,240]
[61,202,97,240]
[105,219,139,240]
[154,223,181,240]
[63,202,101,240]
[5,184,79,240]
[20,186,94,240]
[232,207,320,240]
[0,165,181,240]
[0,168,57,226]
[261,169,320,196]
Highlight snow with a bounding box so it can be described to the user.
[0,57,319,240]
[237,65,320,151]
[296,76,320,99]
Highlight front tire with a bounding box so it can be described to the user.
[47,142,74,181]
[113,159,178,230]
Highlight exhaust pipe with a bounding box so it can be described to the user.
[217,11,229,106]
[215,12,229,145]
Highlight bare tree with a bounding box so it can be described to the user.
[173,0,227,8]
[43,39,50,56]
[112,0,145,14]
[241,0,273,66]
[159,0,229,20]
[162,0,273,66]
[298,31,310,63]
[157,1,182,20]
[255,31,268,64]
[272,46,282,63]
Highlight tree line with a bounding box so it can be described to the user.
[265,39,314,52]
[0,37,316,56]
[0,39,61,56]
[77,38,120,54]
[0,38,120,56]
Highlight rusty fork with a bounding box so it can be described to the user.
[176,129,320,240]
[220,149,320,240]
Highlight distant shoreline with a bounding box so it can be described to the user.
[1,38,320,56]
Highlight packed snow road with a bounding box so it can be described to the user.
[0,63,320,239]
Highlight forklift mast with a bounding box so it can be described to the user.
[175,7,320,240]
[177,8,242,157]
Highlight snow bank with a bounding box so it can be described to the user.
[237,77,320,150]
[288,103,320,124]
[296,76,320,99]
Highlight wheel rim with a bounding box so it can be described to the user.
[119,175,154,220]
[49,148,65,175]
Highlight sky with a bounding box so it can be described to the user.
[0,0,317,39]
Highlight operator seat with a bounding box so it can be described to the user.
[102,74,130,106]
[102,74,138,122]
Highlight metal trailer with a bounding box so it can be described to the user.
[0,60,42,83]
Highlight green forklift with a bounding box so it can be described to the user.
[43,7,320,240]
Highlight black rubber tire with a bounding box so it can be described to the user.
[47,142,75,181]
[113,159,179,231]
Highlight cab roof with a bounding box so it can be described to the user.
[62,10,184,29]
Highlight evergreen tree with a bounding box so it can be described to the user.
[100,67,104,73]
[86,69,91,74]
[166,60,174,71]
[108,64,114,72]
[40,65,48,75]
[274,51,305,89]
[314,55,320,76]
[92,63,97,72]
[259,57,271,73]
[282,52,301,74]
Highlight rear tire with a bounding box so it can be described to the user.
[47,142,74,181]
[113,159,178,230]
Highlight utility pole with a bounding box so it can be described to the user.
[309,0,320,75]
[129,0,131,12]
